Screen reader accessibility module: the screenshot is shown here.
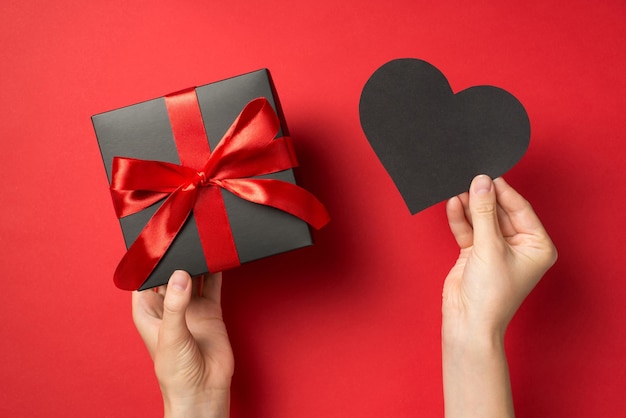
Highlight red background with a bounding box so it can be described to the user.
[1,0,624,416]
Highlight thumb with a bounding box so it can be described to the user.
[159,270,193,347]
[468,175,502,247]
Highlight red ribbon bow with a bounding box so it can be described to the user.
[109,89,330,290]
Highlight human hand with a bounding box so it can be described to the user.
[442,175,557,417]
[132,270,234,418]
[443,175,557,340]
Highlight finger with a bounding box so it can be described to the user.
[202,271,223,304]
[493,177,548,235]
[461,192,515,237]
[496,200,516,238]
[132,288,164,318]
[159,270,193,347]
[155,284,167,297]
[193,274,205,297]
[446,195,473,249]
[458,191,471,226]
[468,175,503,247]
[131,289,163,358]
[493,177,558,271]
[452,186,516,237]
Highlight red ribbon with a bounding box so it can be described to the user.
[110,89,330,290]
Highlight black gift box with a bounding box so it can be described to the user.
[93,69,314,290]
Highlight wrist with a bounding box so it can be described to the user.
[442,325,505,366]
[163,389,230,418]
[442,320,515,418]
[442,310,507,349]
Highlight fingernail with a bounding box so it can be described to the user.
[472,175,492,195]
[169,271,189,292]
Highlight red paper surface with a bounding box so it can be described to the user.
[1,1,625,416]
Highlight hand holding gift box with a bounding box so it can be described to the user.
[93,70,330,290]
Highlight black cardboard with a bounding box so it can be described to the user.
[359,58,530,214]
[93,69,312,290]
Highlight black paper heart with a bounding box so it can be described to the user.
[359,58,530,214]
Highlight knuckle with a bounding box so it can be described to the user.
[162,297,182,315]
[473,202,497,217]
[547,242,558,266]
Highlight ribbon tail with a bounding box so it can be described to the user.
[221,179,330,230]
[113,186,198,290]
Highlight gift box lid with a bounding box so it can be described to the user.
[93,69,318,290]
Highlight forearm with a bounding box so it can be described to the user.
[442,326,515,418]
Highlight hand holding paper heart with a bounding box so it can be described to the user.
[359,58,530,214]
